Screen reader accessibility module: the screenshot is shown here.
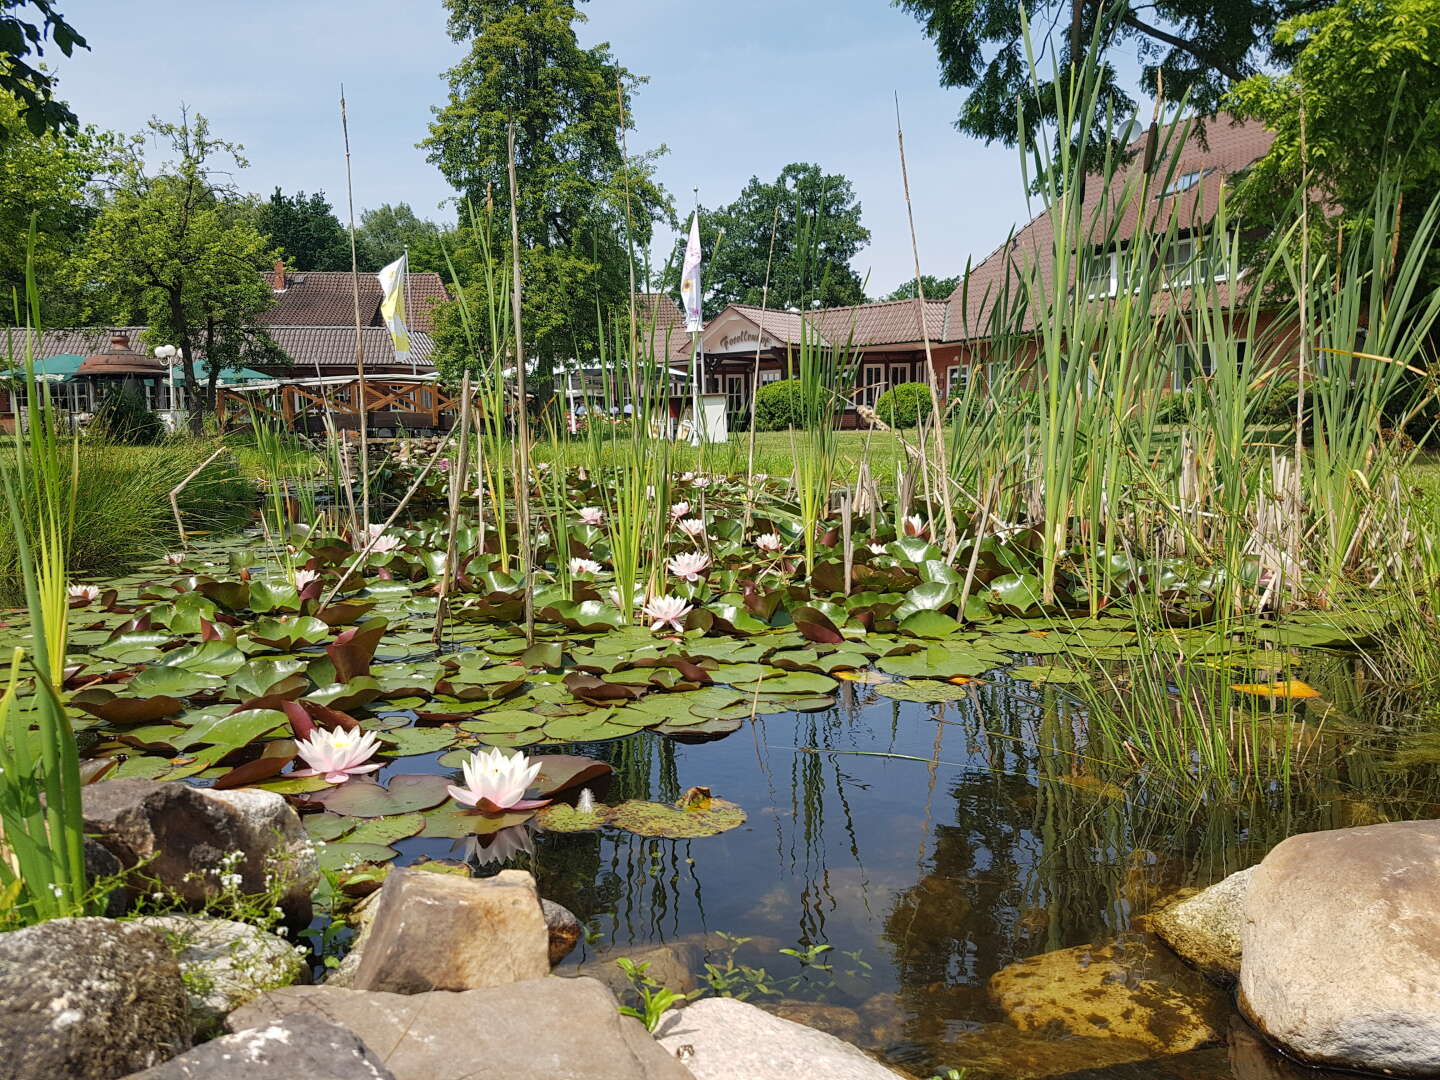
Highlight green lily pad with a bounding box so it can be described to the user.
[347,812,426,845]
[606,797,746,838]
[534,803,607,832]
[303,812,355,841]
[305,773,453,817]
[1009,664,1088,685]
[419,805,535,838]
[874,680,973,703]
[174,708,288,752]
[379,727,460,757]
[317,841,398,871]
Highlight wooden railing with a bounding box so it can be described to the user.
[216,377,483,434]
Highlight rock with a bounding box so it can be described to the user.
[567,941,703,998]
[543,898,581,964]
[1227,1015,1356,1080]
[81,778,318,928]
[0,917,192,1079]
[324,889,381,989]
[857,993,909,1047]
[1151,866,1254,983]
[926,1023,1165,1078]
[122,1015,394,1079]
[136,916,307,1033]
[349,867,548,993]
[988,932,1228,1054]
[653,996,903,1078]
[759,1001,866,1043]
[229,977,690,1080]
[1239,820,1440,1074]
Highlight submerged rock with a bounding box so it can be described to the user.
[988,932,1228,1054]
[653,996,902,1078]
[122,1014,394,1079]
[229,977,690,1080]
[923,1022,1165,1078]
[1150,866,1255,983]
[565,941,704,997]
[542,898,581,964]
[1240,820,1440,1075]
[758,1000,866,1043]
[81,778,318,928]
[349,867,549,993]
[136,915,307,1033]
[0,917,192,1079]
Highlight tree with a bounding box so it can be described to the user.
[253,188,353,271]
[0,1,86,141]
[1226,0,1440,285]
[423,0,671,382]
[357,202,447,270]
[0,88,118,323]
[896,0,1320,155]
[77,111,278,431]
[696,163,869,317]
[884,274,960,301]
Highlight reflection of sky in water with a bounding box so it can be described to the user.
[391,669,1438,1077]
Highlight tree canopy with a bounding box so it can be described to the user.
[357,202,447,270]
[884,274,960,301]
[0,0,86,141]
[695,163,869,317]
[253,188,353,272]
[423,0,671,379]
[896,0,1320,155]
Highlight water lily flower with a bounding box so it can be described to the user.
[903,514,927,537]
[669,501,691,521]
[578,506,604,526]
[294,568,319,591]
[755,533,784,553]
[447,746,549,813]
[867,543,888,556]
[569,557,602,576]
[691,475,711,488]
[576,788,597,814]
[460,823,535,867]
[291,726,382,784]
[369,533,402,554]
[679,472,695,482]
[642,595,693,633]
[67,584,100,603]
[677,517,707,540]
[163,552,185,565]
[667,551,711,582]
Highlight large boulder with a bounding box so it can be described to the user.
[81,778,318,928]
[228,977,690,1080]
[348,867,549,993]
[136,916,307,1033]
[653,997,902,1079]
[1151,866,1255,982]
[987,932,1228,1054]
[0,917,192,1079]
[1239,820,1440,1074]
[122,1014,394,1079]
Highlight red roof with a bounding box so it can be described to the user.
[260,270,450,333]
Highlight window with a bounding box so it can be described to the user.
[1160,168,1213,198]
[859,363,885,407]
[1083,250,1119,298]
[724,373,747,417]
[760,370,781,386]
[1172,344,1215,389]
[889,362,909,389]
[946,364,969,397]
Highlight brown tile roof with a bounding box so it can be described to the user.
[260,271,450,333]
[635,293,684,331]
[942,113,1275,340]
[809,298,948,347]
[3,326,149,362]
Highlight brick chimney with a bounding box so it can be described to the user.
[272,259,286,292]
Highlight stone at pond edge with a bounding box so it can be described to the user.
[121,1014,395,1080]
[1150,866,1255,983]
[543,898,581,965]
[926,1022,1166,1079]
[565,941,703,997]
[758,1001,866,1043]
[1239,820,1440,1075]
[229,978,691,1080]
[135,915,308,1034]
[0,917,192,1080]
[653,996,903,1079]
[349,867,549,993]
[81,778,319,929]
[988,932,1228,1054]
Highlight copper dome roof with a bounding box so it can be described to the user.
[77,333,167,377]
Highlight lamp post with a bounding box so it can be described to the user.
[154,345,180,430]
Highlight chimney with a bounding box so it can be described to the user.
[273,259,286,292]
[110,332,129,351]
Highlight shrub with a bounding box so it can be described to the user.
[753,379,803,431]
[1154,389,1194,424]
[90,387,164,445]
[875,382,932,428]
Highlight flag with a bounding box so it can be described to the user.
[377,254,410,360]
[680,211,703,332]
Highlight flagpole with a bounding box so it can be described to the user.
[340,85,370,529]
[402,246,414,377]
[688,189,703,445]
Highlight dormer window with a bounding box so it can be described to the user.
[1160,168,1214,198]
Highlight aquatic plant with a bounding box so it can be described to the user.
[291,726,382,784]
[447,747,549,813]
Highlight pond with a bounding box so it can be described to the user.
[50,525,1436,1080]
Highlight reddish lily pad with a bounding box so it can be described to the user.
[302,773,453,817]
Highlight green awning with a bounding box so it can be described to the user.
[0,353,85,380]
[214,366,271,385]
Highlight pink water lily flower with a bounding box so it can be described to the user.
[755,533,784,553]
[67,584,100,603]
[578,506,604,526]
[677,518,707,540]
[669,501,691,521]
[294,568,319,591]
[569,557,602,576]
[447,747,550,813]
[667,551,711,582]
[643,595,693,633]
[291,726,382,784]
[369,533,402,554]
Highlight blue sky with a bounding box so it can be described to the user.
[57,0,1042,297]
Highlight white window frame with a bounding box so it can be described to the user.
[1084,250,1119,299]
[759,370,781,386]
[889,362,909,389]
[860,363,885,408]
[724,373,747,415]
[946,363,968,397]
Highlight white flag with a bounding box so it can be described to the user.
[680,212,702,333]
[377,254,410,360]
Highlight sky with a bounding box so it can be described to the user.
[54,0,1041,298]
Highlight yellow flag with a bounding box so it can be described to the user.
[377,254,410,358]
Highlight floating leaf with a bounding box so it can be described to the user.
[874,680,971,703]
[304,773,453,817]
[606,797,746,838]
[419,805,535,838]
[535,803,607,832]
[348,812,426,845]
[317,841,398,871]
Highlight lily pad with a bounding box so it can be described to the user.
[304,773,453,817]
[874,680,972,703]
[606,797,746,838]
[534,803,607,832]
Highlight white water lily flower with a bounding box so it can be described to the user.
[291,726,382,784]
[642,595,693,633]
[294,568,319,591]
[447,747,548,813]
[867,543,888,556]
[163,552,185,565]
[903,514,926,537]
[667,551,711,582]
[755,533,784,553]
[691,475,711,488]
[369,533,402,554]
[578,506,604,526]
[669,501,691,521]
[67,584,100,603]
[677,518,707,539]
[569,557,602,576]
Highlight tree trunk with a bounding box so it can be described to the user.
[169,291,204,436]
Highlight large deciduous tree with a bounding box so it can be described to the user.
[896,0,1321,155]
[884,274,960,301]
[77,111,277,431]
[696,163,869,317]
[357,202,447,271]
[253,188,353,272]
[422,0,671,384]
[0,0,86,141]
